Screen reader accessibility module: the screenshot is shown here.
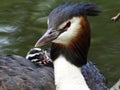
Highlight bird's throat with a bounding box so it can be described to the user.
[54,55,90,90]
[51,42,88,67]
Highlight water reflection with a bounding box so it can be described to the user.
[0,0,120,87]
[0,26,16,32]
[0,37,9,47]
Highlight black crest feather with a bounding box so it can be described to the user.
[49,2,100,28]
[52,2,100,16]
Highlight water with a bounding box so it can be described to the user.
[0,0,120,87]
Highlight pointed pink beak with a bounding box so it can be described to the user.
[35,29,60,47]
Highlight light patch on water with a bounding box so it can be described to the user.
[0,37,10,48]
[0,25,17,33]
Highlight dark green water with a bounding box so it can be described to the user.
[0,0,120,87]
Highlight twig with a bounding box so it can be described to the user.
[111,13,120,21]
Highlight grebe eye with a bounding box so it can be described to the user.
[64,21,71,29]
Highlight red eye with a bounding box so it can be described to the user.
[64,21,71,28]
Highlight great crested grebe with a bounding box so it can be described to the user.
[33,2,108,90]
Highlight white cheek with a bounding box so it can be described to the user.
[53,17,81,45]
